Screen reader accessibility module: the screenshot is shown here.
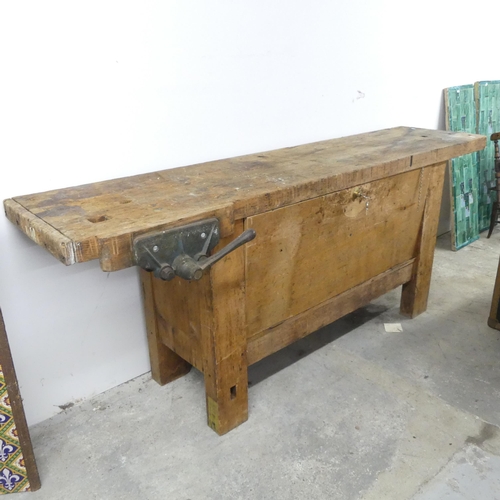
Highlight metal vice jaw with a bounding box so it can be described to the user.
[133,218,255,281]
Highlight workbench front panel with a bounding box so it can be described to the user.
[245,166,433,336]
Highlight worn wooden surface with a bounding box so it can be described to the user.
[247,260,414,365]
[245,167,431,335]
[400,163,447,317]
[4,199,76,265]
[140,269,192,385]
[4,127,485,271]
[145,222,248,434]
[148,271,207,373]
[201,221,248,435]
[142,162,450,434]
[2,127,486,435]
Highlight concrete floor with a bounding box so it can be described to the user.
[26,232,500,500]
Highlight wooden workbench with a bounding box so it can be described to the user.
[4,127,485,434]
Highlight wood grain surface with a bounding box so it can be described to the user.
[247,260,414,364]
[400,163,447,317]
[202,220,249,435]
[245,167,432,335]
[4,127,485,271]
[140,269,192,384]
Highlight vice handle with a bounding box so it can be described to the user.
[199,229,256,270]
[172,229,256,281]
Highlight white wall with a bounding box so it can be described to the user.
[1,1,497,426]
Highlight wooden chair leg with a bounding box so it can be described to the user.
[488,254,500,330]
[487,201,498,238]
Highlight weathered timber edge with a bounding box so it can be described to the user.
[4,199,77,265]
[3,128,487,271]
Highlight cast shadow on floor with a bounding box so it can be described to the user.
[247,303,388,387]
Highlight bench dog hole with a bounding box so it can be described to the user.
[87,215,108,223]
[230,385,237,400]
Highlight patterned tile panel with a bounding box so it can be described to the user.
[0,365,30,494]
[445,84,480,249]
[475,81,500,231]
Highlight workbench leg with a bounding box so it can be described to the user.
[140,269,191,385]
[202,223,249,435]
[400,163,446,318]
[204,349,248,435]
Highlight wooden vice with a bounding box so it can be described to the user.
[4,127,485,434]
